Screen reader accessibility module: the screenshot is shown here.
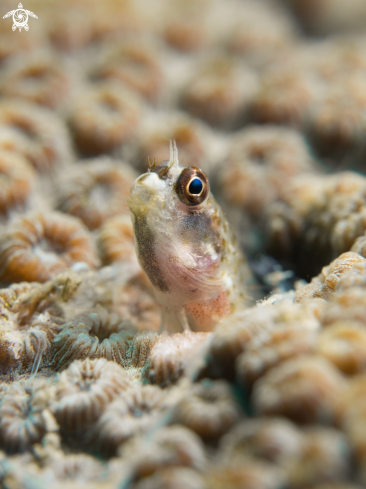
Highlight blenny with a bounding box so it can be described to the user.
[127,141,253,332]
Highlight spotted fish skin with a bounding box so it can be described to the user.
[127,141,253,332]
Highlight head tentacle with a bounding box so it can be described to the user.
[169,139,180,170]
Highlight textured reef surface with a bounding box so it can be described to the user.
[2,0,366,487]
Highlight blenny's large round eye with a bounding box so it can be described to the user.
[175,167,209,206]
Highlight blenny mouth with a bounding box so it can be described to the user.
[127,172,166,213]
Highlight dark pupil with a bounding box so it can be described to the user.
[188,178,203,195]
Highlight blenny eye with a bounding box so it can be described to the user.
[188,178,203,195]
[175,167,209,206]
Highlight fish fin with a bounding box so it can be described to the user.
[176,308,191,332]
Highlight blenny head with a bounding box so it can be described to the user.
[127,140,209,221]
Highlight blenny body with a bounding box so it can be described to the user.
[127,141,253,332]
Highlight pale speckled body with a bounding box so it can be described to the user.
[127,142,253,332]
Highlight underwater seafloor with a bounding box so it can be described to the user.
[1,0,366,487]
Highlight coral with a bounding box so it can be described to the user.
[0,53,71,109]
[174,380,241,440]
[209,298,323,380]
[144,331,211,386]
[98,215,137,265]
[132,467,206,489]
[159,0,211,52]
[283,0,366,34]
[218,418,303,467]
[0,378,57,454]
[46,3,94,52]
[332,375,366,482]
[310,36,366,81]
[0,99,72,172]
[92,39,163,103]
[0,211,99,284]
[183,56,258,128]
[0,270,81,325]
[52,308,138,370]
[252,355,345,424]
[90,1,146,42]
[44,452,109,484]
[0,28,42,65]
[0,314,61,380]
[263,173,328,265]
[265,171,366,275]
[54,358,132,439]
[93,384,169,457]
[57,158,136,230]
[317,322,366,375]
[294,252,366,302]
[120,426,206,480]
[218,126,315,217]
[287,427,351,488]
[309,486,362,489]
[209,307,275,379]
[0,272,80,379]
[203,460,286,489]
[334,374,366,426]
[350,234,366,258]
[45,0,144,52]
[128,330,159,369]
[226,1,297,69]
[61,269,161,333]
[236,321,318,387]
[69,82,141,156]
[306,74,366,162]
[0,149,35,216]
[110,276,161,332]
[321,289,366,331]
[251,63,322,127]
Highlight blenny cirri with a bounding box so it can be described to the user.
[127,141,253,332]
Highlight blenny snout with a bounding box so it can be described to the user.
[127,172,167,212]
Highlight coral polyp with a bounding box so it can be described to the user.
[0,379,57,454]
[0,149,35,216]
[0,53,71,109]
[219,126,315,217]
[0,211,99,284]
[174,380,241,440]
[93,384,169,457]
[183,56,258,128]
[69,83,141,156]
[252,355,344,424]
[54,358,132,439]
[57,158,137,230]
[52,309,137,370]
[93,40,163,103]
[98,215,137,265]
[0,99,72,172]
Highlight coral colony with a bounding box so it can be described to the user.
[1,0,366,487]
